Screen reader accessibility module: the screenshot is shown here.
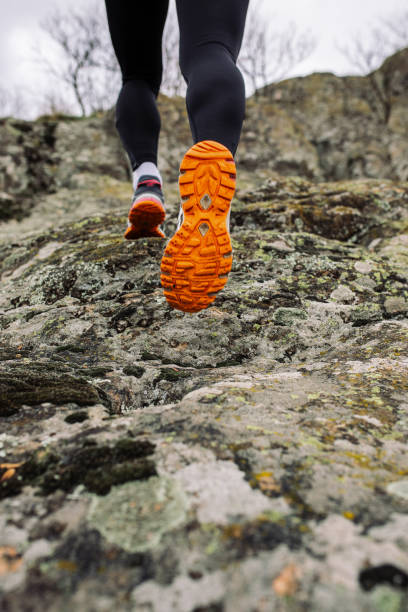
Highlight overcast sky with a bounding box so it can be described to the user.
[2,0,407,116]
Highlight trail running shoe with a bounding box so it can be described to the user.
[160,140,236,313]
[124,175,166,239]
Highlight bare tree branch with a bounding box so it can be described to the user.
[238,0,317,95]
[336,9,408,123]
[33,0,318,116]
[337,8,408,74]
[35,2,120,116]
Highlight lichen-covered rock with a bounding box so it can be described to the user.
[248,48,408,184]
[1,51,408,612]
[1,49,408,239]
[1,169,407,610]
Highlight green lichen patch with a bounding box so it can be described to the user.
[333,323,408,361]
[272,307,308,326]
[87,476,188,553]
[230,228,408,312]
[333,367,408,424]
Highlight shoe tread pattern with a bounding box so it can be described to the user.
[160,140,235,313]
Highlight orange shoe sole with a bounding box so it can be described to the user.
[124,199,165,239]
[160,140,236,313]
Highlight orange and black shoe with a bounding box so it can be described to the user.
[160,140,236,313]
[124,175,166,239]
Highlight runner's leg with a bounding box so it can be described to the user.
[176,0,249,156]
[159,0,249,312]
[104,0,169,170]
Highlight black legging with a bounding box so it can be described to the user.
[105,0,249,170]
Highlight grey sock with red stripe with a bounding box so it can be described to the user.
[132,162,162,190]
[132,175,165,211]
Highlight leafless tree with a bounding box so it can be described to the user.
[238,0,317,96]
[337,11,408,74]
[35,1,184,113]
[337,9,408,123]
[35,2,120,116]
[34,0,317,117]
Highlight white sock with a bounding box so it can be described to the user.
[133,162,162,190]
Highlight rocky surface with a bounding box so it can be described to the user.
[1,50,408,611]
[1,49,408,241]
[241,47,408,184]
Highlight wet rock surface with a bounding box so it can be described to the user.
[1,52,408,612]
